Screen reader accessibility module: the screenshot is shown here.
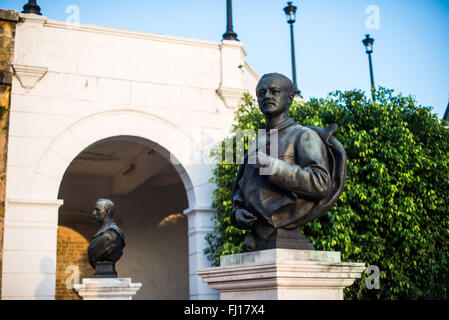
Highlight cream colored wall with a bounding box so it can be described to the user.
[2,12,259,299]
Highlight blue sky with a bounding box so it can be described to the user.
[2,0,449,117]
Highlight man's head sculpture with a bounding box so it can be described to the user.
[256,72,295,117]
[231,73,347,252]
[93,199,114,224]
[87,199,125,278]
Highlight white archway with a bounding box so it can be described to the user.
[2,110,218,299]
[32,110,200,207]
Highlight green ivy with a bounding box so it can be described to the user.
[204,88,449,300]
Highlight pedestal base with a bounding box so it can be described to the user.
[92,261,117,278]
[73,278,142,300]
[260,227,315,250]
[197,249,365,300]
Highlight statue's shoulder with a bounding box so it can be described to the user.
[289,124,343,152]
[283,122,307,134]
[288,123,323,142]
[307,124,340,146]
[95,222,125,243]
[108,224,125,241]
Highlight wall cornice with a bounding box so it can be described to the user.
[44,19,221,49]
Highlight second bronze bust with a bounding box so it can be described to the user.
[87,199,125,278]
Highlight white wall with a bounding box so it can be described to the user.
[2,13,259,299]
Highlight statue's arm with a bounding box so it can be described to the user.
[230,163,248,228]
[266,129,330,200]
[231,160,258,229]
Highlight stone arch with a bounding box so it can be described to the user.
[31,109,199,208]
[56,135,192,299]
[3,109,218,300]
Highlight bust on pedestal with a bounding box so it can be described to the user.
[87,198,125,278]
[73,199,141,300]
[198,73,365,299]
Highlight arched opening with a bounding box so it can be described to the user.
[55,136,189,299]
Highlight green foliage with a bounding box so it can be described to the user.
[205,89,449,300]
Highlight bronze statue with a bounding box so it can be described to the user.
[231,73,347,251]
[87,199,125,278]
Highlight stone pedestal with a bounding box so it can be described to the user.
[73,278,142,300]
[197,249,365,300]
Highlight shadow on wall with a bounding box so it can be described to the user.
[35,256,55,300]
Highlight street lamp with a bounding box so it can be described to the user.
[223,0,238,41]
[283,2,300,96]
[22,0,42,15]
[362,34,375,101]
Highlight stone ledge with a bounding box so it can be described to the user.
[198,249,366,300]
[7,198,64,206]
[199,261,366,285]
[12,64,48,90]
[220,248,341,266]
[216,86,247,109]
[73,278,142,300]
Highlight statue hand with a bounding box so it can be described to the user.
[254,151,272,169]
[235,208,258,228]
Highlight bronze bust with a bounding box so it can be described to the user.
[231,73,347,251]
[87,199,125,278]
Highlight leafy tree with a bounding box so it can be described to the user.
[205,88,449,300]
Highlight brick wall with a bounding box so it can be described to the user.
[0,9,19,297]
[56,211,97,300]
[55,225,93,300]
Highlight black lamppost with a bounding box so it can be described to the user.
[22,0,42,15]
[283,2,300,96]
[223,0,238,41]
[362,34,376,101]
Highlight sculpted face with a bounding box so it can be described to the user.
[256,75,293,118]
[93,200,108,224]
